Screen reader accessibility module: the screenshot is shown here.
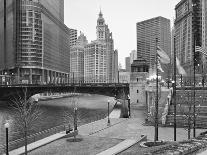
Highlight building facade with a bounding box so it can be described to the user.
[69,29,78,47]
[70,33,88,83]
[136,16,171,71]
[130,50,137,64]
[0,0,70,84]
[84,40,107,83]
[96,11,118,83]
[130,55,149,108]
[125,57,131,72]
[174,0,205,74]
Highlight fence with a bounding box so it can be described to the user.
[0,124,66,154]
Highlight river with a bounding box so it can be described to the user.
[0,94,116,146]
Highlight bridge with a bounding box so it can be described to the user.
[0,83,129,101]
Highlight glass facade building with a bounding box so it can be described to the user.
[0,0,70,84]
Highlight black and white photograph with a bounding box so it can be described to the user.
[0,0,207,154]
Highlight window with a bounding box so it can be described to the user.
[137,90,139,93]
[137,99,139,103]
[137,78,139,82]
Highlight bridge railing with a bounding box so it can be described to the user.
[0,83,129,87]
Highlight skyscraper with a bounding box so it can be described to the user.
[84,41,107,83]
[202,0,207,49]
[96,10,117,83]
[83,10,118,83]
[174,0,205,73]
[136,16,171,71]
[69,29,78,47]
[125,57,131,72]
[130,50,137,64]
[0,0,70,84]
[70,33,88,83]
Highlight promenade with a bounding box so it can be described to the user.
[7,103,206,155]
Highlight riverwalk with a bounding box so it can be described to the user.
[7,105,207,155]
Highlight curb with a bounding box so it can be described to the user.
[6,130,78,155]
[96,135,147,155]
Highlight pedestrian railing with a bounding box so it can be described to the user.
[0,124,66,154]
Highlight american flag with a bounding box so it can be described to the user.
[195,46,207,56]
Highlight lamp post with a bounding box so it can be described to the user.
[107,100,110,126]
[74,107,77,131]
[4,122,9,155]
[127,95,131,118]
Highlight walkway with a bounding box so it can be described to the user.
[7,108,207,155]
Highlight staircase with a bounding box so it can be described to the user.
[166,89,207,128]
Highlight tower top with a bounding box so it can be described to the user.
[99,8,103,17]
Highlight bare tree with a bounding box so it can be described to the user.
[177,87,201,139]
[10,88,42,155]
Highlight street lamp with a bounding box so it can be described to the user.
[74,107,78,131]
[127,95,131,118]
[107,100,110,126]
[4,122,9,155]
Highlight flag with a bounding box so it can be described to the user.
[196,46,207,56]
[176,58,187,76]
[157,46,170,64]
[157,60,164,72]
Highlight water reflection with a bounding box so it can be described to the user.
[0,94,115,146]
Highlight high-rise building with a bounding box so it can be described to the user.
[69,29,78,47]
[130,50,137,64]
[136,16,171,70]
[0,0,70,84]
[112,49,118,83]
[70,33,88,83]
[96,10,117,83]
[174,0,205,73]
[125,57,131,72]
[84,40,107,83]
[202,0,207,49]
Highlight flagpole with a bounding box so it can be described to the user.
[193,34,196,137]
[173,36,177,141]
[155,38,158,141]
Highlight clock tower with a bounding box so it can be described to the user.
[96,10,106,40]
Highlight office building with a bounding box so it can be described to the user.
[125,57,131,72]
[112,49,118,83]
[130,50,137,64]
[0,0,70,84]
[84,40,107,83]
[69,29,78,47]
[174,0,205,73]
[136,16,171,71]
[202,0,207,49]
[96,10,118,83]
[70,32,88,83]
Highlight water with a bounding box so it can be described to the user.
[0,94,115,146]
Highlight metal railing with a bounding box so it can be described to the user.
[0,124,65,154]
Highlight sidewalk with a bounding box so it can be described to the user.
[109,101,122,118]
[7,108,207,155]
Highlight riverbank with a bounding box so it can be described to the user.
[34,92,81,101]
[6,107,207,155]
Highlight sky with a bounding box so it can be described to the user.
[64,0,181,68]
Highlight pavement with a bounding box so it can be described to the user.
[6,104,207,155]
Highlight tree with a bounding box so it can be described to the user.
[10,88,42,155]
[177,86,201,139]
